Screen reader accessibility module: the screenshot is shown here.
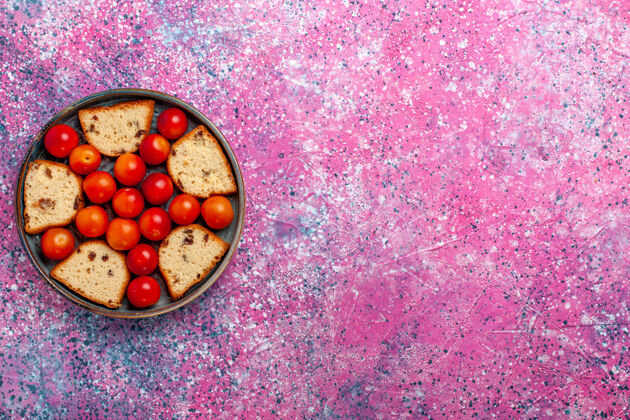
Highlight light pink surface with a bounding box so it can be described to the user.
[0,0,628,417]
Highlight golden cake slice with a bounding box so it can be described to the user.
[159,224,229,299]
[23,160,84,234]
[167,126,237,197]
[51,241,130,309]
[78,99,154,156]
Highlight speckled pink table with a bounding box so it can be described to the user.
[1,0,629,418]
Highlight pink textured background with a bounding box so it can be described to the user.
[0,0,629,418]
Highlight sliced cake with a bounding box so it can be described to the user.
[78,99,154,156]
[23,160,84,234]
[166,125,237,197]
[158,224,230,299]
[51,241,130,308]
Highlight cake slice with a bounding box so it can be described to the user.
[78,100,154,156]
[23,160,84,234]
[51,241,130,308]
[158,224,230,299]
[166,126,237,197]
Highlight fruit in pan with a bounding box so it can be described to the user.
[112,188,144,219]
[69,145,101,175]
[44,125,79,158]
[29,103,239,309]
[201,196,234,230]
[126,276,161,308]
[168,194,200,225]
[126,244,158,276]
[139,134,170,165]
[75,205,109,238]
[141,173,174,205]
[157,108,187,140]
[106,218,141,251]
[114,153,146,186]
[41,228,75,260]
[83,171,116,204]
[138,207,172,241]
